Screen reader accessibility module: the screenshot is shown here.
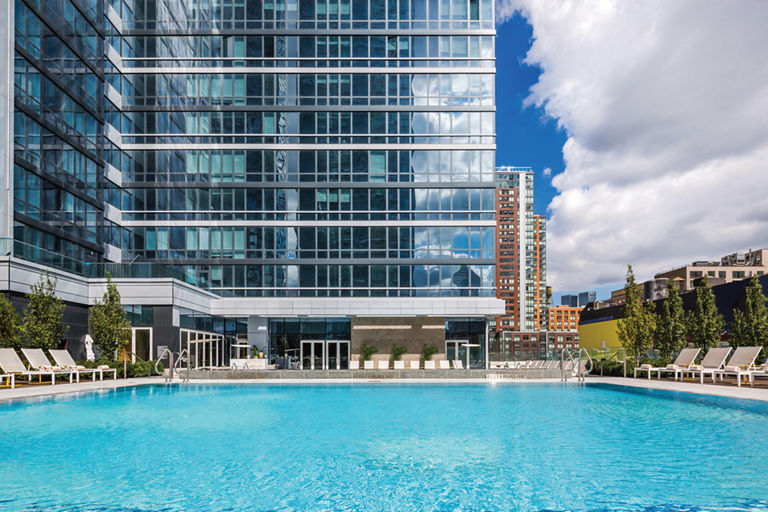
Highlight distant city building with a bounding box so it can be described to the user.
[654,248,768,291]
[548,306,581,332]
[493,167,547,333]
[561,291,596,307]
[578,291,597,306]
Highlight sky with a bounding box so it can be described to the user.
[494,0,768,302]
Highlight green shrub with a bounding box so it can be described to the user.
[422,344,438,362]
[361,344,378,361]
[392,344,407,361]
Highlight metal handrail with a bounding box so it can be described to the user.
[579,348,593,380]
[560,348,593,382]
[156,348,174,383]
[174,348,191,383]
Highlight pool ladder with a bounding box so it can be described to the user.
[155,348,191,384]
[560,348,593,383]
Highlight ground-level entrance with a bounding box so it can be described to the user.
[131,327,153,363]
[300,340,350,370]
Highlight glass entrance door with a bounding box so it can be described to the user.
[446,340,468,367]
[301,341,324,370]
[325,340,350,370]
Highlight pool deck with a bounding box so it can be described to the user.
[2,375,768,403]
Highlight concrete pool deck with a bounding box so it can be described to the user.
[2,375,768,404]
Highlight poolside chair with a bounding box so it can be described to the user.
[394,360,405,370]
[21,348,75,384]
[634,347,701,381]
[685,347,732,384]
[50,349,116,382]
[747,358,768,387]
[363,360,374,370]
[438,360,450,370]
[377,360,389,370]
[713,346,762,387]
[1,373,14,389]
[424,360,436,370]
[453,360,464,369]
[409,360,419,370]
[0,348,60,386]
[348,360,360,370]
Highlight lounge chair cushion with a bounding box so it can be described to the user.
[97,365,110,370]
[640,364,652,369]
[665,364,679,370]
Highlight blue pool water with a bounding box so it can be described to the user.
[1,383,767,512]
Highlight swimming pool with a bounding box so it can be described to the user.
[1,383,767,511]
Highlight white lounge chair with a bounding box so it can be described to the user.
[424,360,436,370]
[49,349,116,381]
[453,360,464,369]
[377,360,389,370]
[713,347,763,387]
[634,347,701,381]
[1,373,14,389]
[21,348,75,384]
[747,358,768,386]
[438,360,450,370]
[394,360,405,370]
[0,348,60,386]
[409,360,419,369]
[685,347,732,383]
[363,360,374,370]
[348,360,360,370]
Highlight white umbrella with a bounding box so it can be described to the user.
[84,334,96,362]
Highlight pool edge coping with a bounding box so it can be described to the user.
[2,375,768,404]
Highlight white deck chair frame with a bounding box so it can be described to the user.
[684,347,732,383]
[0,348,60,386]
[49,349,111,382]
[713,347,763,387]
[634,348,701,381]
[21,348,74,384]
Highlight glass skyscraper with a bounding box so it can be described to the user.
[2,0,503,368]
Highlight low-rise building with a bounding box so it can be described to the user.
[655,248,768,291]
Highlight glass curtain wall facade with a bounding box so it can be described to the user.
[12,0,105,268]
[105,0,497,298]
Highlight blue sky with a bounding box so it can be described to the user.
[495,14,565,217]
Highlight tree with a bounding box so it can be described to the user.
[0,293,22,349]
[89,272,132,360]
[655,283,686,360]
[729,276,768,351]
[686,276,725,351]
[616,265,657,364]
[23,271,67,349]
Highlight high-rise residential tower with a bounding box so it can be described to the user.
[2,0,503,368]
[493,167,547,333]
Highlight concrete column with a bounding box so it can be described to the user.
[0,1,14,245]
[247,316,268,356]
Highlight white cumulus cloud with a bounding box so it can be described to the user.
[498,0,768,290]
[542,167,552,178]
